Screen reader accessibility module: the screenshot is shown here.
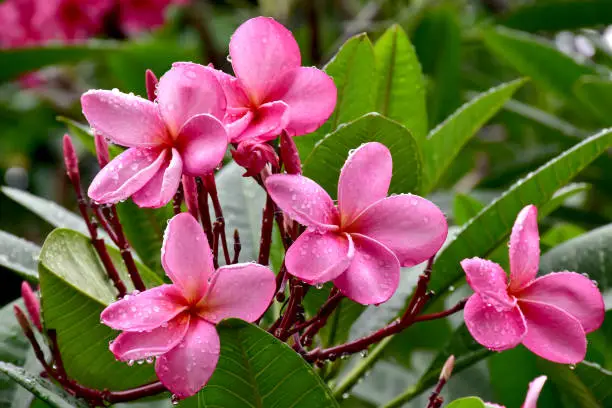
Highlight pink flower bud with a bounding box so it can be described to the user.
[231,140,279,177]
[182,176,199,219]
[94,133,110,169]
[440,355,455,381]
[62,134,80,184]
[145,69,158,102]
[13,305,34,338]
[20,282,42,332]
[280,132,301,175]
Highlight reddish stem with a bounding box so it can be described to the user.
[258,194,275,266]
[204,174,231,265]
[232,229,241,264]
[196,178,214,248]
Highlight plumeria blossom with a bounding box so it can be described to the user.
[204,17,337,143]
[118,0,188,35]
[462,205,605,364]
[231,139,278,177]
[486,375,547,408]
[81,62,228,208]
[101,213,276,398]
[265,142,448,305]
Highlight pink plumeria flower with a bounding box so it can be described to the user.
[265,142,448,305]
[487,375,547,408]
[101,213,276,398]
[462,205,605,364]
[81,62,228,208]
[38,0,113,41]
[118,0,188,35]
[205,17,337,143]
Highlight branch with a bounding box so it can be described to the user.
[204,174,231,265]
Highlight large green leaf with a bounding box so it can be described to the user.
[0,363,88,408]
[374,25,427,143]
[452,194,485,225]
[303,113,421,197]
[422,78,527,193]
[295,34,376,159]
[573,76,612,126]
[482,26,597,97]
[180,319,339,408]
[427,128,612,299]
[0,300,31,408]
[0,231,39,282]
[38,229,163,390]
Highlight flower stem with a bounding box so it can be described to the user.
[232,229,241,264]
[204,174,231,265]
[258,194,275,266]
[196,178,214,248]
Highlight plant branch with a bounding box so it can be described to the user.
[298,291,344,344]
[196,177,214,248]
[204,174,231,265]
[258,194,275,266]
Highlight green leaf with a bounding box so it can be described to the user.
[0,300,31,407]
[38,229,163,390]
[57,116,123,158]
[0,231,40,282]
[573,76,612,126]
[539,223,612,290]
[427,127,612,299]
[422,78,527,193]
[374,25,427,143]
[446,397,486,408]
[539,182,591,217]
[303,113,421,197]
[180,319,339,408]
[500,0,612,33]
[0,362,88,408]
[482,26,596,97]
[453,194,485,225]
[295,34,376,159]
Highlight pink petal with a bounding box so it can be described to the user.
[348,194,448,267]
[333,234,400,305]
[88,147,167,204]
[522,376,547,408]
[81,90,167,147]
[198,263,276,323]
[516,272,604,333]
[155,318,220,399]
[508,205,541,292]
[271,67,337,137]
[225,110,254,142]
[175,114,228,176]
[285,231,354,284]
[229,17,301,105]
[162,213,214,302]
[338,142,392,226]
[519,299,587,364]
[232,101,290,144]
[265,174,339,230]
[132,148,182,208]
[202,65,251,109]
[101,284,187,331]
[463,294,527,351]
[157,63,226,135]
[110,314,190,361]
[461,258,516,311]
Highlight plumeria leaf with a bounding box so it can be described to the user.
[453,194,485,225]
[445,397,486,408]
[303,113,421,197]
[374,25,427,144]
[0,362,88,408]
[0,230,40,282]
[573,76,612,126]
[0,300,31,407]
[179,319,339,408]
[38,229,163,390]
[481,26,596,98]
[295,33,376,159]
[422,78,527,194]
[57,116,123,158]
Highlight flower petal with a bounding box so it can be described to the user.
[175,114,228,176]
[198,263,276,324]
[155,318,220,399]
[132,148,182,208]
[517,272,604,333]
[265,174,339,230]
[229,17,301,105]
[333,234,400,305]
[461,258,516,311]
[509,205,541,291]
[101,284,187,331]
[162,213,214,302]
[202,66,250,109]
[81,90,167,147]
[232,101,289,144]
[519,299,587,364]
[157,63,226,135]
[110,314,190,361]
[349,194,448,267]
[272,67,336,137]
[88,147,167,204]
[522,376,547,408]
[338,142,392,225]
[225,110,254,142]
[285,231,354,284]
[463,294,526,351]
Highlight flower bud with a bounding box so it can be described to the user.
[13,305,34,338]
[232,140,279,177]
[440,355,455,381]
[280,132,301,175]
[94,133,110,169]
[21,282,42,332]
[145,69,158,102]
[182,176,199,219]
[62,134,80,184]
